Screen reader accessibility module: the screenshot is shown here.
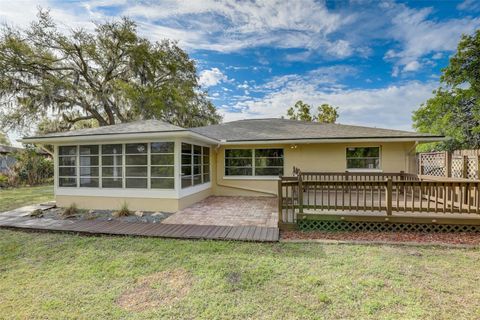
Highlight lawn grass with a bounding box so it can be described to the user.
[0,230,479,319]
[0,185,53,212]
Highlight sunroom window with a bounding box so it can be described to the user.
[125,143,148,188]
[346,147,380,170]
[150,142,174,189]
[79,145,99,187]
[181,143,210,188]
[101,144,123,188]
[225,148,284,177]
[58,146,77,187]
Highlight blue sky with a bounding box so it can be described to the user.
[1,0,480,145]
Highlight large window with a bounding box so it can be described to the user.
[225,148,284,177]
[58,146,77,187]
[101,144,123,188]
[346,147,380,170]
[181,143,210,188]
[150,142,174,189]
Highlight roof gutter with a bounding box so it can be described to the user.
[221,136,445,145]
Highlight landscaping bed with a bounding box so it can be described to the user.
[32,206,173,224]
[282,230,480,245]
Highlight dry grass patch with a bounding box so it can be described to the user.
[116,269,193,312]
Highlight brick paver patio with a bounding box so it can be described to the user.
[162,196,278,228]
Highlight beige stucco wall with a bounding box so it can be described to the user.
[56,187,212,212]
[56,195,180,212]
[213,141,416,197]
[177,187,213,210]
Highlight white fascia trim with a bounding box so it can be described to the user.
[178,182,212,198]
[223,176,281,181]
[222,137,445,145]
[20,131,218,145]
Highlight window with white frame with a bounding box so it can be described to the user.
[58,146,77,187]
[225,148,284,176]
[101,144,123,188]
[203,147,210,183]
[125,143,148,188]
[346,147,380,170]
[150,142,174,189]
[181,143,210,188]
[79,145,99,187]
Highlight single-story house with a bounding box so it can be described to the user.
[21,118,443,212]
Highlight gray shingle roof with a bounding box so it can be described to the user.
[190,118,442,141]
[24,119,186,139]
[23,118,442,142]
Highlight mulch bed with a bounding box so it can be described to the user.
[281,231,480,245]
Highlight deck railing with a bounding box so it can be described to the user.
[279,171,480,225]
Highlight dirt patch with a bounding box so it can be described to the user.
[282,231,480,245]
[117,269,193,312]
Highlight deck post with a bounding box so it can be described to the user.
[445,151,452,178]
[477,155,480,180]
[462,155,469,179]
[278,176,283,224]
[298,174,304,214]
[386,178,393,215]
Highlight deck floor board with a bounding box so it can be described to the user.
[0,213,279,242]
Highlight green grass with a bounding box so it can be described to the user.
[0,230,479,319]
[0,185,53,212]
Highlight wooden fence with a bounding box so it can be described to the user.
[278,171,480,227]
[418,151,480,180]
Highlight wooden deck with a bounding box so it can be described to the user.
[0,215,279,242]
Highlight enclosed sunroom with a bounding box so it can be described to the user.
[24,120,218,212]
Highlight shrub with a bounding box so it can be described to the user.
[0,174,7,188]
[62,203,78,217]
[115,202,131,217]
[13,148,53,186]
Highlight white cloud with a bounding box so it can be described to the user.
[198,68,228,88]
[403,60,421,72]
[457,0,480,11]
[220,70,437,131]
[120,0,354,57]
[384,4,480,74]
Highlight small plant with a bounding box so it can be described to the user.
[114,201,131,217]
[62,203,78,217]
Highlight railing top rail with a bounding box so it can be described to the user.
[281,177,479,186]
[299,171,410,175]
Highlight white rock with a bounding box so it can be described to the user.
[134,210,144,217]
[152,212,163,216]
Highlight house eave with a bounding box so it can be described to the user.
[20,130,219,145]
[220,136,445,145]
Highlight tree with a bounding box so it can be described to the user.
[316,104,339,123]
[286,100,314,121]
[413,30,480,151]
[286,100,339,123]
[0,10,221,135]
[0,132,10,146]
